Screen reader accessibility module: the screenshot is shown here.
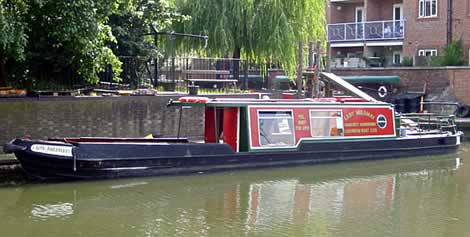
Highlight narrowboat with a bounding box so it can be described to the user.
[3,73,463,180]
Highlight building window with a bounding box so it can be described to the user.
[419,0,437,18]
[393,51,402,65]
[418,49,437,56]
[468,49,470,66]
[258,111,294,146]
[309,110,344,137]
[468,0,470,16]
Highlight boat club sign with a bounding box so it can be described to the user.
[342,108,394,136]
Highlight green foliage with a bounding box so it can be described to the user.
[428,56,442,66]
[25,0,123,84]
[427,40,464,67]
[174,0,325,76]
[109,0,188,57]
[440,40,464,66]
[1,0,186,87]
[0,0,28,60]
[401,57,413,67]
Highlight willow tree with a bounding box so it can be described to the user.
[174,0,325,76]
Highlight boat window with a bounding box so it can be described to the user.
[258,111,295,146]
[310,111,344,137]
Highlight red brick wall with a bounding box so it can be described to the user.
[367,0,402,21]
[366,0,381,21]
[327,0,404,23]
[327,0,470,64]
[447,68,470,104]
[452,0,470,65]
[327,1,364,23]
[332,67,470,104]
[402,0,448,57]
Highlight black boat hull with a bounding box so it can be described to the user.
[5,134,462,180]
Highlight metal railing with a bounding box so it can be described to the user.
[155,57,263,91]
[105,57,269,91]
[331,56,402,68]
[327,20,405,42]
[399,113,458,135]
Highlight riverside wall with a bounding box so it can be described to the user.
[0,94,260,153]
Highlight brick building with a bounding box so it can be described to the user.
[327,0,470,68]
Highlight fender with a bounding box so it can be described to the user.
[3,140,27,153]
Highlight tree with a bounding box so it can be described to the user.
[1,0,126,88]
[0,0,28,86]
[106,0,187,88]
[109,0,187,57]
[174,0,325,76]
[25,0,123,84]
[2,0,186,88]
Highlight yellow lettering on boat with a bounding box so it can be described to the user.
[359,122,376,127]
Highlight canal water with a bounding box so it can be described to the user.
[0,145,469,237]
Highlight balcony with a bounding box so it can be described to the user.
[327,20,405,42]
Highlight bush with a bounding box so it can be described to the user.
[437,40,464,66]
[401,57,413,67]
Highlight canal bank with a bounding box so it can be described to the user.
[0,154,25,185]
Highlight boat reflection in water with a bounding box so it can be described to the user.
[0,155,466,237]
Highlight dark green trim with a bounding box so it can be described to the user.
[274,75,292,82]
[239,107,250,152]
[340,75,400,84]
[395,114,401,137]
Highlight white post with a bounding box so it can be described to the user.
[402,20,405,38]
[382,21,385,39]
[362,22,365,40]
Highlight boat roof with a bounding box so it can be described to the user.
[169,96,390,107]
[168,72,389,107]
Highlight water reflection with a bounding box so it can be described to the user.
[0,152,468,237]
[31,203,74,219]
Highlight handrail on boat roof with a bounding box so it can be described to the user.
[167,96,384,107]
[167,73,382,107]
[320,72,378,103]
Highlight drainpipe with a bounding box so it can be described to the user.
[447,0,453,45]
[363,0,368,60]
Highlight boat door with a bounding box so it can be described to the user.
[204,107,239,151]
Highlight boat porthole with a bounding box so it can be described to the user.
[377,114,387,129]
